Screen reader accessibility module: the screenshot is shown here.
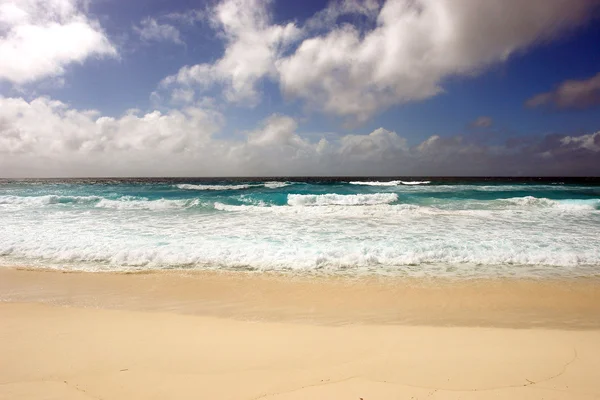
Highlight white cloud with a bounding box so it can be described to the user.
[304,0,381,31]
[161,0,301,106]
[1,95,599,177]
[561,131,600,152]
[0,96,224,175]
[170,88,195,104]
[134,17,183,45]
[0,0,116,85]
[277,0,596,122]
[160,0,596,122]
[339,128,407,159]
[164,9,205,25]
[246,114,302,147]
[0,95,401,176]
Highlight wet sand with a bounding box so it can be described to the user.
[2,268,600,328]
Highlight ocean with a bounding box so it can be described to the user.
[1,177,599,278]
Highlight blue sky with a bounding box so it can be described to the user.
[1,0,600,176]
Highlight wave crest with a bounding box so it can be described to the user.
[176,183,257,191]
[288,193,398,206]
[350,180,401,186]
[400,180,430,185]
[95,198,203,210]
[349,180,430,186]
[503,196,599,210]
[177,182,291,191]
[0,195,101,206]
[264,181,291,189]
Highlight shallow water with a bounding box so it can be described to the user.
[1,177,599,278]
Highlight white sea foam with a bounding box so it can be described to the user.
[0,195,101,206]
[176,183,258,190]
[349,180,402,186]
[214,203,427,219]
[388,184,566,193]
[0,194,209,211]
[212,202,600,219]
[2,184,600,278]
[503,196,599,210]
[2,210,600,276]
[264,181,291,189]
[287,193,398,206]
[177,182,291,191]
[399,180,430,185]
[349,180,430,186]
[214,202,249,211]
[0,195,95,205]
[95,198,203,210]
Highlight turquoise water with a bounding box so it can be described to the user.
[1,177,599,277]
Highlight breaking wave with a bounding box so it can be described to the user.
[176,183,258,190]
[349,180,430,186]
[0,195,101,206]
[3,179,600,278]
[264,181,291,189]
[350,180,402,186]
[176,182,291,191]
[95,198,204,210]
[2,232,600,276]
[399,180,431,185]
[502,196,600,210]
[287,193,399,206]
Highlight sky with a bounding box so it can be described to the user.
[1,0,600,177]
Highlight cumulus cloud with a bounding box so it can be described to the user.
[134,17,183,45]
[0,96,224,176]
[338,128,407,159]
[170,88,195,104]
[161,0,301,106]
[1,95,599,177]
[246,115,302,147]
[560,131,600,152]
[469,116,493,128]
[304,0,381,31]
[164,10,205,25]
[160,0,597,122]
[526,72,600,110]
[277,0,597,121]
[0,0,116,85]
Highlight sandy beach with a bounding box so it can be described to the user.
[1,268,600,400]
[3,0,600,396]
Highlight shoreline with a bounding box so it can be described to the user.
[2,266,600,329]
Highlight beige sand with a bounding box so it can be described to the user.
[1,268,600,399]
[2,268,600,328]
